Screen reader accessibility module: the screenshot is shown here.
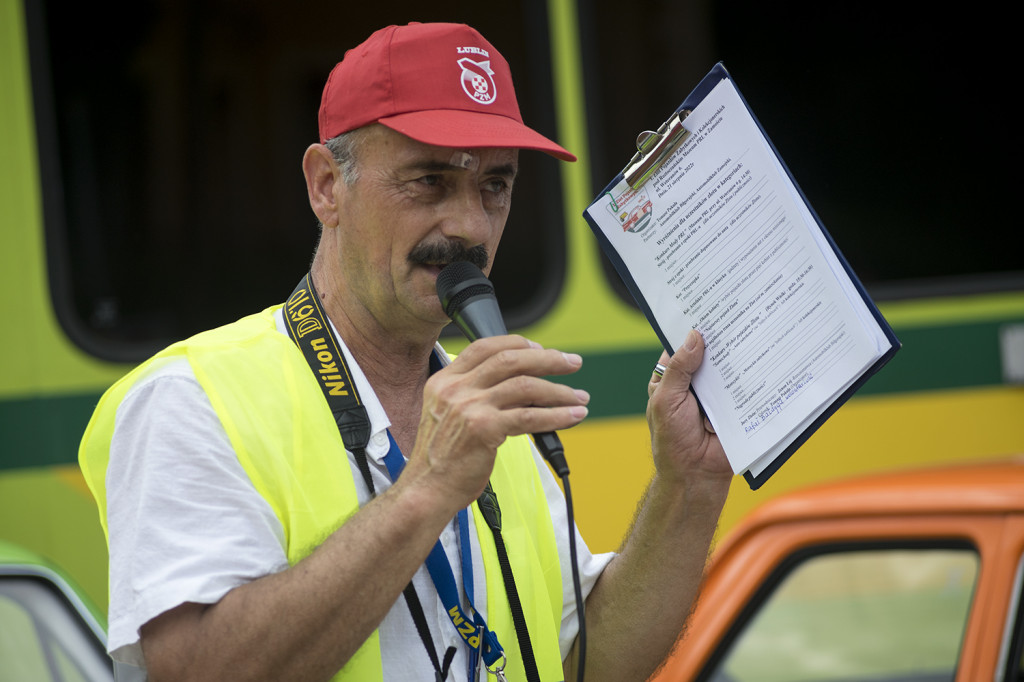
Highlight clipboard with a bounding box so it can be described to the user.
[583,62,900,490]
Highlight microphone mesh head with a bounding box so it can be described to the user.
[436,262,494,318]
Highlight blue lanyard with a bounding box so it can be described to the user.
[381,430,504,673]
[285,282,507,679]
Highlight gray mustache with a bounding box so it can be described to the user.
[408,241,489,271]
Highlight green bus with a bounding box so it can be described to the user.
[2,0,1021,618]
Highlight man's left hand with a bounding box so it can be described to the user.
[646,329,733,488]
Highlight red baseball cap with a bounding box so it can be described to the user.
[318,23,576,162]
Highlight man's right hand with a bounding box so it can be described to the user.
[406,334,589,511]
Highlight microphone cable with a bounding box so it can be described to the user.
[533,432,586,682]
[437,262,587,682]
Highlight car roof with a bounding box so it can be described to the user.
[0,538,109,637]
[0,538,53,564]
[743,455,1024,529]
[0,536,41,561]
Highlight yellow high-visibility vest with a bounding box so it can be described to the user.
[80,306,565,681]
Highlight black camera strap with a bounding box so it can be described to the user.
[284,274,453,681]
[283,273,539,682]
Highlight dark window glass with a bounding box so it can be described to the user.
[582,0,1020,304]
[28,0,565,360]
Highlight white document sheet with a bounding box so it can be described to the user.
[586,78,890,474]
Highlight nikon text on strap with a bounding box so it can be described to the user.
[283,274,539,682]
[284,275,371,455]
[285,274,457,680]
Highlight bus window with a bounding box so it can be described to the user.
[581,0,1020,305]
[27,0,565,361]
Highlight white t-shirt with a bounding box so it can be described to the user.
[105,310,613,680]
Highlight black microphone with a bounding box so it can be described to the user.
[437,262,570,476]
[436,261,508,340]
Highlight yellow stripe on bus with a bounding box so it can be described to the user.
[560,384,1024,553]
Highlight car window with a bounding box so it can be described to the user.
[1000,551,1024,681]
[0,576,112,682]
[703,547,977,682]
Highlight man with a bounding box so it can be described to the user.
[80,22,732,682]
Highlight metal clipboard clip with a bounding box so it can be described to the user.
[622,109,692,189]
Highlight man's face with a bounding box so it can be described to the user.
[331,125,518,335]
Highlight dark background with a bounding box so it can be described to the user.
[583,0,1020,299]
[29,0,1021,360]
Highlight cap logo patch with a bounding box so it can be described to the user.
[457,49,497,106]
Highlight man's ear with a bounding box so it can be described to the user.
[303,143,341,228]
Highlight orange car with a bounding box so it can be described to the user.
[651,457,1024,682]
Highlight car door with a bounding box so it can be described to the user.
[652,514,1010,682]
[0,562,113,681]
